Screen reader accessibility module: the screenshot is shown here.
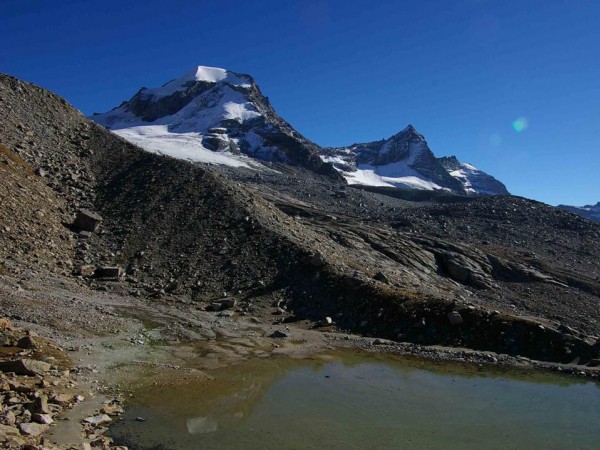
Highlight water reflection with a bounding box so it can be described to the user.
[110,351,600,450]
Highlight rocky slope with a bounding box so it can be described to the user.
[558,202,600,222]
[92,66,507,196]
[0,70,599,369]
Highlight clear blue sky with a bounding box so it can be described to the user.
[2,0,599,205]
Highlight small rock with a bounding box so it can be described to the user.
[373,271,390,283]
[33,413,54,425]
[447,311,464,326]
[135,417,146,422]
[51,393,74,405]
[16,335,37,349]
[82,414,112,426]
[101,405,124,416]
[19,422,48,437]
[219,298,237,309]
[34,395,51,414]
[0,410,16,426]
[270,330,290,338]
[320,317,333,327]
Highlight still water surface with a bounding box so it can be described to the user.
[109,351,600,449]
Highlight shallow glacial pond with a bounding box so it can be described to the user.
[109,351,600,449]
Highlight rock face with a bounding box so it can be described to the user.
[321,126,508,195]
[558,202,600,222]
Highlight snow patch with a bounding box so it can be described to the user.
[113,125,265,169]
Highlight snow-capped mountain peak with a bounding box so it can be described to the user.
[92,66,336,176]
[92,66,508,196]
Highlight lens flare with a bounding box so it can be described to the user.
[512,117,528,132]
[489,133,502,146]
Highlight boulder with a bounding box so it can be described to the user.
[73,209,102,232]
[0,359,51,376]
[309,252,326,268]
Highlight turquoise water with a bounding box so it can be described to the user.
[109,352,600,450]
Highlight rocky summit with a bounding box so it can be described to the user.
[0,71,599,448]
[92,66,507,196]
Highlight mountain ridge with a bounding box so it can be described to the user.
[558,202,600,222]
[93,66,508,196]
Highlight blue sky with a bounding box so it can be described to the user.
[1,0,599,205]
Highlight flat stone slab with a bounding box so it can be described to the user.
[0,358,51,376]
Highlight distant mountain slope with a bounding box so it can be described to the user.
[438,156,509,196]
[558,202,600,222]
